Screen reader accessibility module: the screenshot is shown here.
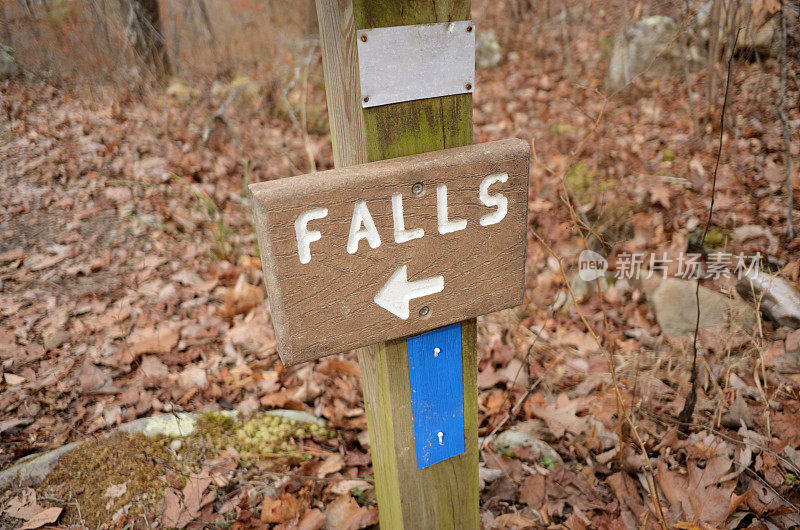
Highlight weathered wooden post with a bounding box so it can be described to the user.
[250,1,529,528]
[316,2,478,528]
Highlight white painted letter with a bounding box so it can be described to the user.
[295,208,328,264]
[392,193,424,244]
[347,200,381,254]
[436,184,467,234]
[479,173,508,226]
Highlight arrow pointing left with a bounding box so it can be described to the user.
[374,265,444,320]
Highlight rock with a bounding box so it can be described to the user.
[492,429,562,464]
[732,225,779,255]
[697,0,779,57]
[570,271,609,301]
[0,44,21,80]
[736,272,800,330]
[0,441,81,490]
[118,411,236,438]
[264,409,326,427]
[0,411,239,490]
[652,278,756,336]
[604,16,687,91]
[476,29,502,69]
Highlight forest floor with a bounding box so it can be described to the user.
[1,3,800,529]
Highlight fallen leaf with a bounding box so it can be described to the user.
[325,495,378,530]
[0,248,25,262]
[518,474,545,508]
[330,479,373,496]
[495,513,537,529]
[217,275,265,318]
[319,358,361,378]
[4,488,40,519]
[3,373,25,385]
[317,453,345,478]
[260,493,302,523]
[161,470,215,528]
[123,324,180,362]
[29,252,69,271]
[78,361,111,393]
[657,457,736,526]
[19,507,62,529]
[103,483,127,499]
[296,508,326,530]
[529,393,588,438]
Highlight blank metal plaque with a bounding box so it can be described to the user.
[356,21,475,108]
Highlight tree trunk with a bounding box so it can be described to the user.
[125,0,170,79]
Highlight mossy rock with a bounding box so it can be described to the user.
[38,432,180,528]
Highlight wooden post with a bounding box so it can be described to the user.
[315,1,479,528]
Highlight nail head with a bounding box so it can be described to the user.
[419,306,430,317]
[412,182,424,195]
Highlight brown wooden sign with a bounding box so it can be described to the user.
[250,138,530,365]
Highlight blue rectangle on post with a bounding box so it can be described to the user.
[407,322,465,469]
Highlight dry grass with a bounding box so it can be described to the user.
[2,0,314,85]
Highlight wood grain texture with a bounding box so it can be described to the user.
[250,139,528,364]
[316,0,366,167]
[314,1,481,528]
[358,318,478,529]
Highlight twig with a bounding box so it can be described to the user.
[682,0,702,138]
[532,233,669,530]
[678,28,740,428]
[778,2,794,239]
[638,407,800,512]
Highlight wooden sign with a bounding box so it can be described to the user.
[250,138,529,365]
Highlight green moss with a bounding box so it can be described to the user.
[660,149,675,162]
[196,411,237,438]
[38,432,182,527]
[550,123,575,135]
[565,161,637,243]
[599,33,615,60]
[704,228,726,249]
[565,161,594,202]
[188,412,335,462]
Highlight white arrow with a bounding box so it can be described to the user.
[374,265,444,320]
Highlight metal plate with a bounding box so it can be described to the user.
[407,322,465,469]
[357,21,475,108]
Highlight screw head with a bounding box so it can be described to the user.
[465,83,472,90]
[466,25,473,32]
[363,96,369,103]
[360,34,367,42]
[412,182,424,195]
[419,306,430,317]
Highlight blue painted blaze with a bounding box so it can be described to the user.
[407,322,465,469]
